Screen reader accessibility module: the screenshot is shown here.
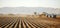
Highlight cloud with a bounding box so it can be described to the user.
[0,0,60,8]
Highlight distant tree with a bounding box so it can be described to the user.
[8,14,14,15]
[34,12,37,15]
[41,12,47,16]
[0,13,3,15]
[42,12,47,14]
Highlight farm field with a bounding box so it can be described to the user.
[0,15,60,28]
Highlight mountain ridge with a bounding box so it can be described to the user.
[0,7,60,15]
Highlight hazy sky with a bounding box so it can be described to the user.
[0,0,60,8]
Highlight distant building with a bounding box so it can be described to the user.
[39,12,56,18]
[45,13,56,18]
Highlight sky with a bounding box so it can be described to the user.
[0,0,60,8]
[0,0,60,14]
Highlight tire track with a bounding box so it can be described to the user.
[1,18,17,28]
[24,19,35,28]
[21,20,24,28]
[8,19,18,28]
[26,18,40,28]
[16,19,20,28]
[0,17,56,28]
[4,18,17,28]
